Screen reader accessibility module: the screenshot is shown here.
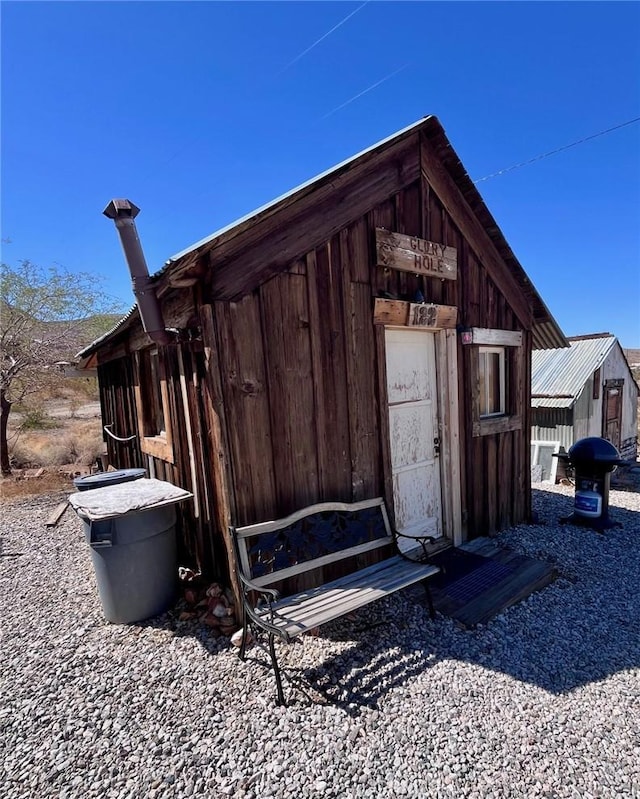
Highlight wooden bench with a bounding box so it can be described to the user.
[230,497,441,705]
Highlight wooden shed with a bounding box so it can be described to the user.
[78,116,567,587]
[531,333,639,467]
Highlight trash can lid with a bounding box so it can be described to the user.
[73,468,146,491]
[69,477,193,521]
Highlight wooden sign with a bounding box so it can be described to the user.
[461,327,522,346]
[376,229,457,280]
[374,298,457,330]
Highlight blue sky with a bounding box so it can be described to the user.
[2,1,639,346]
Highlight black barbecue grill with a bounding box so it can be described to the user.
[554,437,626,531]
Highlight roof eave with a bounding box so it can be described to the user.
[84,114,567,355]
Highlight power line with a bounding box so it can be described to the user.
[473,116,640,183]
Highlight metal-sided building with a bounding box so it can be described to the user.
[531,333,639,465]
[78,116,567,587]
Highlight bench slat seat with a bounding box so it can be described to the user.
[256,555,439,637]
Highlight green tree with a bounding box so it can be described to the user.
[0,260,124,475]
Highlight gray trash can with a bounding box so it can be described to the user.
[69,478,192,624]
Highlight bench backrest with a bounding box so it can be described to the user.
[232,498,392,588]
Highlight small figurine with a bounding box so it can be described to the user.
[205,582,233,619]
[194,582,238,635]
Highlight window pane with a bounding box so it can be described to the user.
[149,352,166,435]
[140,349,166,437]
[479,352,487,416]
[479,347,505,418]
[487,352,501,414]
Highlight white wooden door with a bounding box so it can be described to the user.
[385,328,443,551]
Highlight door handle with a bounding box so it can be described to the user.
[434,437,440,456]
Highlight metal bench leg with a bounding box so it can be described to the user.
[238,604,249,662]
[269,633,287,706]
[422,578,436,620]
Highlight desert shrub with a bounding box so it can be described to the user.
[10,434,69,468]
[70,377,100,400]
[38,382,68,401]
[18,406,59,431]
[43,378,100,403]
[35,440,74,468]
[8,440,38,469]
[70,423,105,465]
[9,420,105,470]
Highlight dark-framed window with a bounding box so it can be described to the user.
[592,367,601,400]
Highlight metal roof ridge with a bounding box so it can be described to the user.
[164,116,433,268]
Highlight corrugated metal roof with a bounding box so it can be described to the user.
[531,396,575,409]
[531,335,616,407]
[531,319,567,351]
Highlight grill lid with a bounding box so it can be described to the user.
[568,437,625,468]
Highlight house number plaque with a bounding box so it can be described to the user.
[408,303,439,327]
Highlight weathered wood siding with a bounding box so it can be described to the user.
[208,138,532,541]
[98,356,144,471]
[93,130,536,585]
[210,237,383,527]
[97,339,224,579]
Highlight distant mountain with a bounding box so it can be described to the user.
[1,304,124,362]
[624,349,640,367]
[66,314,125,348]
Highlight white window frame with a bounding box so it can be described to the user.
[478,346,506,418]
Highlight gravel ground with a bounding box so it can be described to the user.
[1,481,639,799]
